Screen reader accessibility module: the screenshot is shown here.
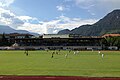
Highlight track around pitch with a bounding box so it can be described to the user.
[0,76,120,80]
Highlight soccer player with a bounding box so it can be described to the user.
[26,52,28,56]
[51,52,55,58]
[65,53,68,58]
[56,52,59,55]
[69,50,71,53]
[102,53,104,58]
[74,51,76,55]
[25,49,29,56]
[76,51,79,54]
[98,50,101,54]
[92,49,93,52]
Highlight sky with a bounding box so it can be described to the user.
[0,0,120,34]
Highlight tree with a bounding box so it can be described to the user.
[103,36,120,49]
[0,33,11,46]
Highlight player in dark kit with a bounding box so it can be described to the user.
[51,52,55,58]
[24,49,29,56]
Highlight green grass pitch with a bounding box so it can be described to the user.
[0,50,120,77]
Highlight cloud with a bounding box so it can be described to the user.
[17,16,39,24]
[64,0,120,16]
[0,0,14,7]
[17,23,48,34]
[16,15,98,34]
[0,0,98,34]
[0,6,98,34]
[75,0,95,9]
[56,15,97,30]
[56,5,65,11]
[74,0,120,9]
[1,13,14,18]
[0,7,24,28]
[60,0,120,19]
[56,4,70,12]
[0,7,45,34]
[1,0,120,35]
[11,18,24,25]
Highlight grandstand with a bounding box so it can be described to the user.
[12,34,104,50]
[0,33,120,50]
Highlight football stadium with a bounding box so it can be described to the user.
[0,33,120,80]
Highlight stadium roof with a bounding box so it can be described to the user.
[102,34,120,37]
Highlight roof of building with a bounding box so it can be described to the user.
[0,33,33,36]
[9,33,33,36]
[102,34,120,37]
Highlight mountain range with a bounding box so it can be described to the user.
[58,9,120,36]
[0,25,38,35]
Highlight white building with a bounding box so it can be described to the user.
[43,34,70,38]
[43,34,82,38]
